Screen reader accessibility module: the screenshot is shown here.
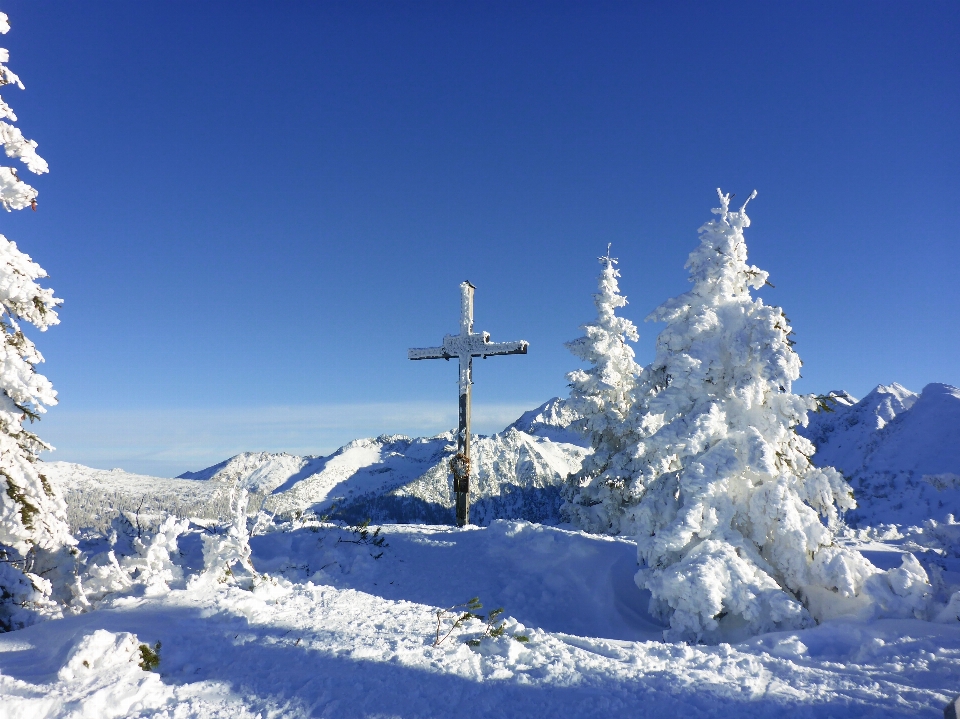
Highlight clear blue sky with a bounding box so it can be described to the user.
[3,1,958,476]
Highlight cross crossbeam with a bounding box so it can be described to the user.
[408,281,528,526]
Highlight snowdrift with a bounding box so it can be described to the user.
[2,519,959,717]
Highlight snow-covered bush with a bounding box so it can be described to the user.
[563,246,643,533]
[606,190,906,640]
[117,515,188,595]
[0,11,74,631]
[193,489,257,587]
[72,514,189,609]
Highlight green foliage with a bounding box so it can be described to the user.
[290,504,338,531]
[2,470,38,530]
[337,518,388,559]
[138,641,161,672]
[465,605,512,647]
[317,504,337,523]
[813,394,840,414]
[432,597,529,648]
[432,597,483,647]
[37,473,54,498]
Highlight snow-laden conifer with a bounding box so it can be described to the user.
[562,246,643,533]
[618,190,905,640]
[0,12,73,631]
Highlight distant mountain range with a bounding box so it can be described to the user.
[46,398,587,532]
[798,382,960,527]
[44,384,959,533]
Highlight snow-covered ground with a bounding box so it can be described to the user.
[3,520,959,718]
[2,391,959,718]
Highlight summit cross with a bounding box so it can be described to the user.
[408,281,528,527]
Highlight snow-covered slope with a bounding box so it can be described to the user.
[45,399,588,531]
[801,383,960,527]
[46,463,224,534]
[3,520,959,719]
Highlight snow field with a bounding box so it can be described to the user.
[1,520,958,718]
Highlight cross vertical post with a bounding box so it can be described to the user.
[408,281,528,527]
[455,282,474,525]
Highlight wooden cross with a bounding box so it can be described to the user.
[408,281,528,526]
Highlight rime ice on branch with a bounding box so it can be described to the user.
[0,11,72,632]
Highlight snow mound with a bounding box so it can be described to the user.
[0,627,256,718]
[802,383,960,527]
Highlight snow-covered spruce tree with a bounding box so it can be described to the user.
[618,190,920,641]
[0,12,73,631]
[562,246,643,533]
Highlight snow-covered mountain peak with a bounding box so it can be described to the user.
[864,382,960,477]
[800,381,960,527]
[506,397,583,444]
[178,451,307,494]
[860,382,919,429]
[802,382,919,471]
[820,389,858,408]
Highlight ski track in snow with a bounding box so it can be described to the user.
[2,521,959,718]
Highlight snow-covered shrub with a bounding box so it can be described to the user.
[72,514,189,609]
[608,190,896,640]
[0,12,75,631]
[563,246,644,533]
[936,592,960,623]
[119,516,188,594]
[863,553,931,619]
[194,489,257,587]
[75,548,131,608]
